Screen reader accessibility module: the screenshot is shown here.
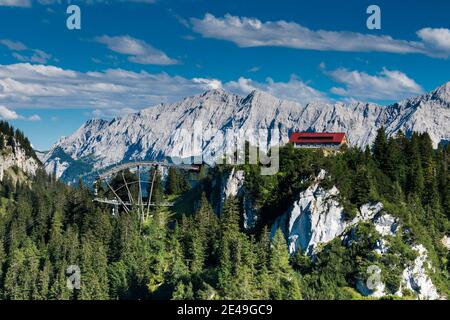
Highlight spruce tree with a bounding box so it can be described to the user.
[169,227,189,282]
[194,193,219,265]
[407,133,425,197]
[385,136,405,183]
[34,258,51,300]
[373,126,388,168]
[49,261,73,300]
[269,229,302,299]
[217,197,245,297]
[419,133,439,206]
[148,167,163,206]
[108,260,129,299]
[167,167,189,195]
[79,236,109,300]
[351,165,371,207]
[3,240,40,299]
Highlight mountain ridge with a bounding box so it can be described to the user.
[44,82,450,182]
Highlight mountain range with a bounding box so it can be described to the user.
[42,82,450,182]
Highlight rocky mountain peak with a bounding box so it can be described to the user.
[244,89,282,106]
[43,82,450,181]
[431,81,450,103]
[199,88,237,101]
[174,88,242,112]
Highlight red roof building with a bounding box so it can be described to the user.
[289,132,347,149]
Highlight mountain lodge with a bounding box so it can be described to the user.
[289,132,347,150]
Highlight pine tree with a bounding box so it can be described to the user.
[231,237,259,299]
[373,126,388,168]
[0,242,5,295]
[269,229,302,300]
[407,133,425,197]
[0,134,4,150]
[169,227,189,282]
[172,281,194,300]
[257,226,271,270]
[444,170,450,219]
[78,236,109,300]
[385,136,405,183]
[351,165,371,207]
[148,167,163,206]
[49,263,73,300]
[217,197,242,296]
[34,258,51,300]
[167,167,189,195]
[145,211,170,296]
[436,144,448,205]
[217,235,232,293]
[194,193,219,265]
[3,240,40,299]
[220,196,241,235]
[108,260,129,299]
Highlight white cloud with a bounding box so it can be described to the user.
[327,67,423,101]
[0,39,54,64]
[248,66,260,73]
[417,28,450,56]
[0,105,20,120]
[0,0,31,7]
[0,0,156,6]
[0,63,330,115]
[0,39,27,51]
[28,114,41,121]
[0,77,70,97]
[95,35,178,65]
[192,78,222,90]
[0,63,223,110]
[0,62,427,113]
[12,49,53,64]
[0,104,40,121]
[224,75,327,104]
[191,75,328,104]
[0,62,426,115]
[191,14,450,58]
[0,63,77,78]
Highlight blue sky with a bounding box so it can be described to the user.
[0,0,449,150]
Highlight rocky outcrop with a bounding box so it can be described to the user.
[0,139,39,181]
[442,235,450,250]
[44,157,69,180]
[221,168,245,203]
[220,168,258,229]
[373,214,399,237]
[355,216,439,299]
[396,245,440,300]
[353,224,440,300]
[272,169,441,299]
[356,278,386,298]
[271,169,383,255]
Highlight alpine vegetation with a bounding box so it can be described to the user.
[0,121,449,300]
